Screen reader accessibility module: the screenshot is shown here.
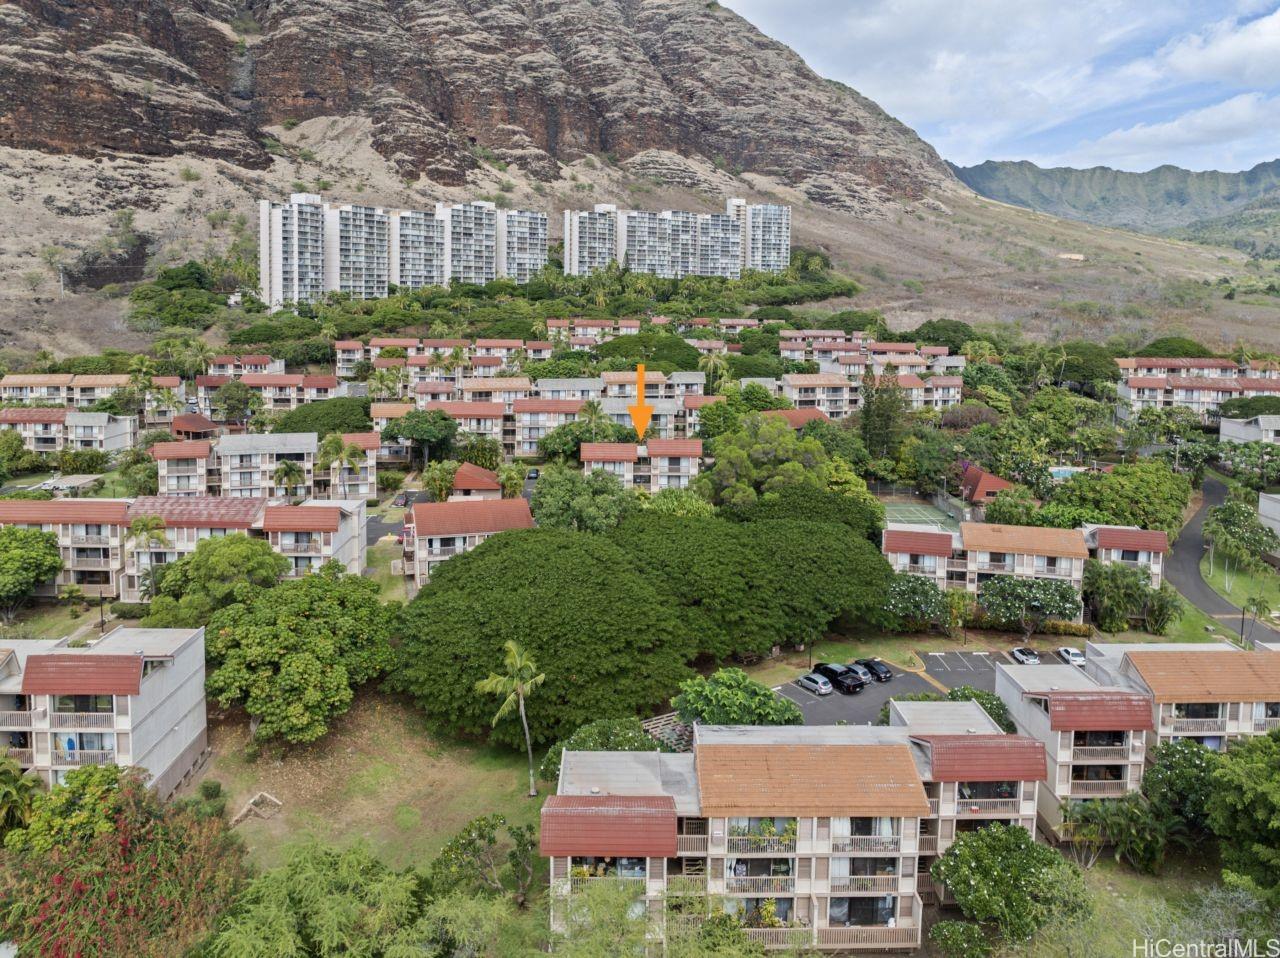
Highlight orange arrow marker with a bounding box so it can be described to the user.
[628,363,654,437]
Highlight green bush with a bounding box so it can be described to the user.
[109,602,151,619]
[198,779,222,800]
[930,921,990,958]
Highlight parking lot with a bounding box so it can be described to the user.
[923,650,1001,691]
[775,662,937,725]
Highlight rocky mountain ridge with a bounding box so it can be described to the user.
[0,0,960,214]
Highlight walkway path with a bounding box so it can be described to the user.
[1167,478,1280,646]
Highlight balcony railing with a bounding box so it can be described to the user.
[955,798,1020,816]
[51,712,115,729]
[726,875,795,895]
[917,834,938,853]
[743,928,810,948]
[5,747,33,764]
[726,836,796,855]
[278,540,322,554]
[1070,779,1128,796]
[0,710,34,728]
[677,835,708,855]
[52,749,116,767]
[568,875,645,894]
[1254,717,1280,732]
[1073,746,1129,761]
[904,563,940,575]
[424,546,462,558]
[815,925,922,948]
[665,875,707,896]
[832,835,900,854]
[975,560,1013,572]
[927,799,940,816]
[1162,717,1226,733]
[828,875,899,894]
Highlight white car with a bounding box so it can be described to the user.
[1057,647,1086,667]
[797,673,833,696]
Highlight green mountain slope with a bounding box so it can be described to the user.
[950,158,1280,233]
[1169,194,1280,259]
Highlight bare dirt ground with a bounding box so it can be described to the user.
[0,118,1273,358]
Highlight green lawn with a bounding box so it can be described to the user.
[1013,854,1219,957]
[1113,600,1241,645]
[1200,554,1280,612]
[5,600,99,639]
[197,695,543,872]
[365,537,407,603]
[1,471,53,492]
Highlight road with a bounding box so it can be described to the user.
[1167,477,1280,645]
[366,491,423,545]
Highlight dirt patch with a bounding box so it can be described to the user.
[192,693,540,870]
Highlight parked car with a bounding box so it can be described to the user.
[527,468,540,480]
[855,659,893,682]
[844,662,875,686]
[815,663,865,694]
[1057,647,1086,667]
[797,673,833,696]
[1010,647,1040,665]
[392,493,409,507]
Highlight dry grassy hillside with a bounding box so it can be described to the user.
[0,116,1273,359]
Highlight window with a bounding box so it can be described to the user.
[1121,549,1140,561]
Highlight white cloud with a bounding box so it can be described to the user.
[1053,92,1280,170]
[720,0,1280,170]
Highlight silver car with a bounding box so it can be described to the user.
[797,673,833,696]
[1057,647,1086,667]
[1010,647,1040,665]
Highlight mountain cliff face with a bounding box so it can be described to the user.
[0,0,959,212]
[951,158,1280,233]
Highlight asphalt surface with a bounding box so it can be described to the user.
[776,664,934,725]
[366,491,423,545]
[1167,478,1280,645]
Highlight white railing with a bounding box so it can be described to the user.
[815,925,922,948]
[1163,717,1226,733]
[726,836,796,855]
[916,835,938,853]
[0,711,34,728]
[665,875,707,896]
[51,749,116,767]
[278,540,322,554]
[70,534,110,546]
[5,748,33,764]
[1070,780,1128,796]
[725,875,794,894]
[50,712,115,729]
[1072,746,1128,761]
[927,799,940,815]
[955,798,1020,815]
[568,875,645,894]
[677,835,708,854]
[1254,717,1280,732]
[828,875,899,894]
[742,928,809,948]
[832,835,900,854]
[975,561,1013,572]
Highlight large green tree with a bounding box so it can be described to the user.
[978,576,1080,638]
[142,533,289,628]
[205,566,396,744]
[734,484,883,540]
[1050,461,1191,538]
[673,668,802,726]
[539,718,666,783]
[695,414,828,508]
[390,529,692,748]
[382,409,459,464]
[530,467,637,533]
[1207,729,1280,907]
[0,526,61,622]
[273,396,372,435]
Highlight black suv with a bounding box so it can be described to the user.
[814,662,867,694]
[855,659,893,683]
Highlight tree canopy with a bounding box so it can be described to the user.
[1208,729,1280,907]
[0,526,61,622]
[1049,461,1191,538]
[390,529,692,747]
[539,717,666,782]
[273,396,371,435]
[673,668,803,726]
[530,467,638,533]
[143,534,289,628]
[695,414,828,508]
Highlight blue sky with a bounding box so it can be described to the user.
[720,0,1280,171]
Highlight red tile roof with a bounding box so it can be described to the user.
[683,394,726,409]
[453,462,501,491]
[409,498,533,537]
[763,408,829,429]
[150,376,182,388]
[959,464,1012,503]
[1033,691,1154,731]
[414,382,457,394]
[0,501,128,525]
[475,338,523,348]
[22,654,142,696]
[334,340,363,350]
[928,376,964,387]
[149,440,210,460]
[419,339,469,349]
[0,407,66,424]
[171,413,216,434]
[194,375,230,388]
[1133,357,1236,369]
[646,439,703,457]
[341,431,381,451]
[241,374,302,387]
[912,734,1047,782]
[302,375,339,388]
[540,795,677,857]
[868,342,918,352]
[373,357,407,368]
[422,401,504,418]
[883,529,953,557]
[513,399,584,414]
[1125,650,1280,703]
[261,505,341,533]
[1095,527,1169,554]
[580,443,639,463]
[371,337,419,348]
[128,495,265,529]
[876,373,926,388]
[470,356,503,367]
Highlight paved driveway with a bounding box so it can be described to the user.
[922,650,1001,691]
[366,491,423,545]
[1168,478,1280,645]
[776,666,936,725]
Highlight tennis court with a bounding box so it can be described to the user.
[882,500,960,532]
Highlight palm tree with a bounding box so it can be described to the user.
[1242,595,1272,647]
[496,464,527,498]
[578,399,609,443]
[319,319,339,344]
[475,641,545,798]
[507,348,526,374]
[126,516,170,584]
[530,316,548,340]
[698,351,730,389]
[272,459,305,498]
[128,354,157,391]
[0,757,39,836]
[318,433,366,499]
[184,340,216,378]
[367,368,398,400]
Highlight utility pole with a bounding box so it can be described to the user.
[58,266,65,297]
